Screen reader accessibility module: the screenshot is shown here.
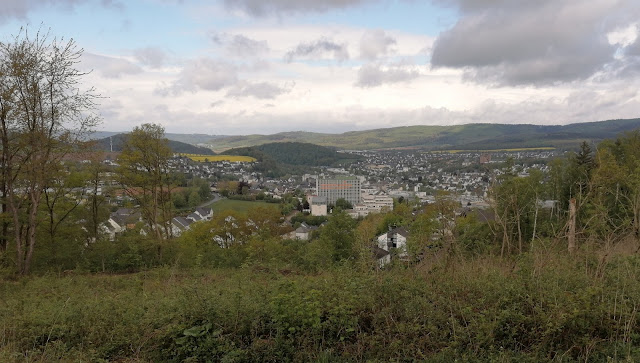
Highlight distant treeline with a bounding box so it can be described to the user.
[93,133,216,155]
[224,142,362,176]
[209,118,640,151]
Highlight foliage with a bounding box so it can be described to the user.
[317,211,357,262]
[117,123,174,241]
[181,154,255,162]
[210,118,640,151]
[6,250,640,361]
[0,28,99,274]
[209,199,280,215]
[333,197,353,211]
[290,213,328,227]
[586,131,640,246]
[94,133,216,155]
[491,169,545,255]
[225,142,361,167]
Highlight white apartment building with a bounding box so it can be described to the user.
[316,176,361,205]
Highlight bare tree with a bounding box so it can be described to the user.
[0,28,99,274]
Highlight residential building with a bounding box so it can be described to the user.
[361,192,394,213]
[376,226,410,266]
[171,216,192,237]
[294,222,317,240]
[310,195,328,216]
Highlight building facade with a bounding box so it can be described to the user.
[316,176,361,206]
[362,192,394,213]
[310,195,328,216]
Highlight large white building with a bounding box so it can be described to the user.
[316,176,361,206]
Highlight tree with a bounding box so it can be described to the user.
[491,170,543,255]
[84,157,110,243]
[0,28,99,274]
[117,124,173,241]
[188,189,201,208]
[334,198,353,211]
[42,164,86,247]
[319,211,357,262]
[587,132,640,248]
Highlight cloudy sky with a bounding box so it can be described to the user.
[1,0,639,135]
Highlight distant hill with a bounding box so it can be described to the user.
[224,142,361,177]
[225,142,360,166]
[89,132,228,146]
[93,134,216,155]
[206,118,640,151]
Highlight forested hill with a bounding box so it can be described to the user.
[207,118,640,151]
[93,134,216,155]
[225,142,361,166]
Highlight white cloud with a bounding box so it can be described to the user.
[285,37,349,62]
[211,33,270,58]
[222,0,378,16]
[157,57,238,95]
[133,47,167,68]
[359,29,396,60]
[355,63,419,88]
[226,81,293,99]
[81,53,142,78]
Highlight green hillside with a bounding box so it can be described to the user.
[94,134,216,155]
[206,118,640,151]
[223,142,361,177]
[225,142,360,166]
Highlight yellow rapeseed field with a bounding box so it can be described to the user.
[181,154,256,162]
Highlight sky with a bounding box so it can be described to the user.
[1,0,639,135]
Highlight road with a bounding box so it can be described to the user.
[199,193,222,209]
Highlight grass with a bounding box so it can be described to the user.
[181,154,256,163]
[4,247,640,362]
[208,199,280,214]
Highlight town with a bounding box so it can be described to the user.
[95,147,560,252]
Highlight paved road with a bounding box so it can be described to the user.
[199,193,222,209]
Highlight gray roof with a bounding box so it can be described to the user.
[387,226,409,238]
[187,213,202,222]
[196,207,212,216]
[311,196,327,205]
[172,216,192,229]
[109,209,140,227]
[295,223,317,233]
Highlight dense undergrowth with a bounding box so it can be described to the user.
[3,239,640,362]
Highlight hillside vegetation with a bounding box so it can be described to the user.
[207,118,640,151]
[4,129,640,361]
[94,134,216,155]
[225,142,359,166]
[5,250,640,362]
[224,142,361,177]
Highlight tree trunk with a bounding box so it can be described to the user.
[531,201,539,247]
[0,181,7,252]
[568,198,576,254]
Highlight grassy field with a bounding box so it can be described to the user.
[181,154,256,163]
[208,199,279,214]
[4,248,640,362]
